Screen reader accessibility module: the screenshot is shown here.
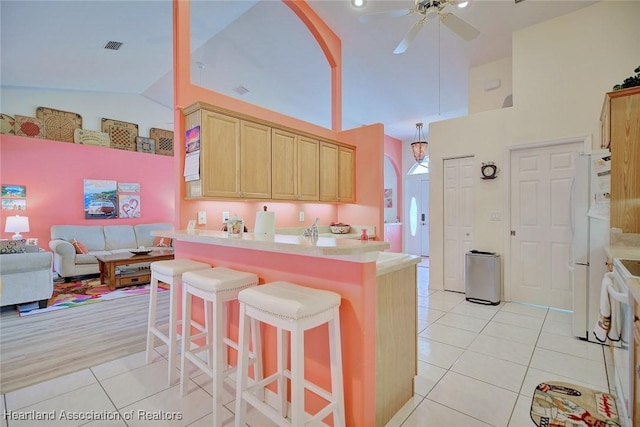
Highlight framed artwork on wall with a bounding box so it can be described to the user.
[117,182,140,193]
[2,198,26,211]
[84,179,117,219]
[118,194,141,218]
[1,185,26,198]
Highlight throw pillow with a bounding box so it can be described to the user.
[71,239,88,254]
[153,236,173,247]
[0,239,26,254]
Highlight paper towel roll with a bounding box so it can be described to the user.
[254,211,275,235]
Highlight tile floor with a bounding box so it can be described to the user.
[0,263,610,427]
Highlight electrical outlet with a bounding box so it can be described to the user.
[198,211,207,225]
[299,211,305,222]
[222,211,230,222]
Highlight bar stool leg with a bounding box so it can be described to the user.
[250,317,265,402]
[277,327,288,417]
[180,285,193,397]
[234,303,251,427]
[145,275,159,365]
[212,297,225,427]
[290,324,305,426]
[167,279,180,385]
[329,307,345,427]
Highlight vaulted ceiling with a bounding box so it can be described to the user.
[0,0,598,141]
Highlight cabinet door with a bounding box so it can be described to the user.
[201,111,240,198]
[319,142,339,201]
[240,120,271,199]
[297,136,319,201]
[271,129,298,200]
[610,90,640,232]
[338,146,355,203]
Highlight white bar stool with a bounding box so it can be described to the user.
[145,258,210,386]
[180,267,262,427]
[234,281,345,427]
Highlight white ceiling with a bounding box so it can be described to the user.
[0,0,597,141]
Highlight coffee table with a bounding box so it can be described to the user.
[96,250,175,290]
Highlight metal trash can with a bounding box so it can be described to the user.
[465,250,501,305]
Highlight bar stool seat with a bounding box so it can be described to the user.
[145,258,210,386]
[180,267,261,427]
[235,281,345,427]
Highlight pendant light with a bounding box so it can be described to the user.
[411,122,428,163]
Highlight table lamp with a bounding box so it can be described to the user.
[5,215,30,240]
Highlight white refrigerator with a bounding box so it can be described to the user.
[571,151,610,343]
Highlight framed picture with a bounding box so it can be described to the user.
[84,179,117,219]
[118,194,141,218]
[1,184,26,198]
[2,198,26,211]
[117,182,140,193]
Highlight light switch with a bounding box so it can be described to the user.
[299,211,305,222]
[491,212,501,221]
[198,211,207,225]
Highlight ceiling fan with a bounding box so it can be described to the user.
[358,0,480,54]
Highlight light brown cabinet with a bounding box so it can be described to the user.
[319,142,355,203]
[184,107,271,199]
[602,87,640,233]
[271,128,319,201]
[184,102,354,203]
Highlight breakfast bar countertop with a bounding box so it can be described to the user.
[152,228,390,259]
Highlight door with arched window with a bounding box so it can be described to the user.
[405,159,429,256]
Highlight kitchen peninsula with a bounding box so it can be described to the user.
[154,229,419,427]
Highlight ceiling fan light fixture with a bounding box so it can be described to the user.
[411,122,428,163]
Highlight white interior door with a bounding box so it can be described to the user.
[443,157,474,292]
[420,178,430,256]
[509,142,580,309]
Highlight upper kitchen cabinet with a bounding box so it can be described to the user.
[184,104,271,200]
[271,129,319,201]
[240,120,271,199]
[604,87,640,232]
[320,142,355,203]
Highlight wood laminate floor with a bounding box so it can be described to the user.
[0,292,168,394]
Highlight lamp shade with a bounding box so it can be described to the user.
[5,215,30,240]
[411,122,428,163]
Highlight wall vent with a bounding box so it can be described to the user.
[233,86,249,95]
[104,41,123,50]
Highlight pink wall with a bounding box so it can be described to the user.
[0,135,175,246]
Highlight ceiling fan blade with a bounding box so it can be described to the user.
[358,8,414,24]
[393,17,427,55]
[440,12,480,41]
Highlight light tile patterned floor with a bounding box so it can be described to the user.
[0,264,609,427]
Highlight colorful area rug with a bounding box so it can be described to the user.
[17,278,168,317]
[531,381,620,427]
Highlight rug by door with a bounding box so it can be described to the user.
[531,381,620,427]
[16,278,168,316]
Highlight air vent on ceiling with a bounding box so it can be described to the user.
[233,86,249,95]
[104,41,123,50]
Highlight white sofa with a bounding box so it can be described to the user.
[0,250,53,308]
[49,223,173,280]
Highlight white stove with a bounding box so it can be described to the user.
[611,258,637,427]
